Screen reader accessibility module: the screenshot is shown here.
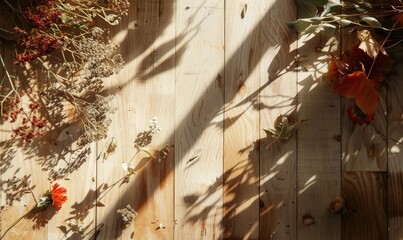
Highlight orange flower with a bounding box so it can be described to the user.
[51,183,67,210]
[347,106,373,125]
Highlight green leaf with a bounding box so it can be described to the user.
[37,196,52,210]
[287,19,314,32]
[303,24,322,35]
[321,23,337,36]
[353,2,372,13]
[338,19,353,26]
[360,16,381,28]
[321,2,341,17]
[296,0,329,18]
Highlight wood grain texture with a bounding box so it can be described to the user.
[297,34,341,239]
[387,62,403,239]
[174,0,224,239]
[258,0,297,239]
[342,172,387,239]
[223,1,261,239]
[0,27,48,239]
[96,0,175,239]
[340,38,387,172]
[3,1,403,239]
[0,26,97,240]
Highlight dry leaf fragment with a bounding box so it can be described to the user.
[103,137,117,160]
[333,71,379,117]
[264,115,303,148]
[357,30,382,58]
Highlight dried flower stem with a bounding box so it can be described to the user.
[370,124,403,146]
[0,206,36,240]
[367,19,400,80]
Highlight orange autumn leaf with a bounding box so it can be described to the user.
[333,71,379,116]
[326,58,340,84]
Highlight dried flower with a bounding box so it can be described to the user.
[1,0,128,143]
[78,94,116,144]
[147,117,162,135]
[347,105,373,125]
[0,182,68,239]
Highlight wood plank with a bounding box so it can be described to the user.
[0,20,5,237]
[96,0,176,239]
[174,0,224,239]
[387,62,403,239]
[0,26,97,240]
[340,38,387,172]
[223,1,261,239]
[0,22,54,239]
[297,34,341,239]
[258,0,297,239]
[342,172,387,239]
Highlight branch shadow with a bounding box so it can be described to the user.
[4,0,397,239]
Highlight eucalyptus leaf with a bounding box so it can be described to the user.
[338,19,353,26]
[352,2,372,13]
[321,2,342,17]
[295,0,330,18]
[304,24,323,35]
[287,19,314,32]
[321,23,337,36]
[360,16,381,28]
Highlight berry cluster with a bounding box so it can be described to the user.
[13,0,63,64]
[2,96,49,142]
[24,0,62,30]
[15,29,62,64]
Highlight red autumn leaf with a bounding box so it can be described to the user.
[342,44,392,84]
[333,71,379,116]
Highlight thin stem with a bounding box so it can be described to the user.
[0,54,20,97]
[370,124,403,146]
[367,19,400,80]
[0,206,35,240]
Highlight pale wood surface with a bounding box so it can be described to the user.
[297,34,341,239]
[340,35,387,172]
[223,1,260,239]
[258,0,297,239]
[96,0,175,239]
[0,14,97,240]
[174,0,224,239]
[1,1,403,240]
